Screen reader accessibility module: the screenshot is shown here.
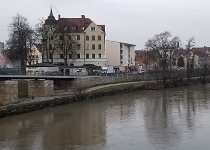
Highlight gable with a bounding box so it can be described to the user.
[85,22,105,34]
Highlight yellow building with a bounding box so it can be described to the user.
[43,9,106,67]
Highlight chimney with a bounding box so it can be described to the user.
[81,15,85,24]
[58,14,60,19]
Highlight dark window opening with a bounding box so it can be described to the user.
[86,54,89,59]
[60,54,64,58]
[77,54,80,58]
[86,35,89,40]
[77,35,80,40]
[92,44,95,49]
[92,35,95,40]
[98,35,101,40]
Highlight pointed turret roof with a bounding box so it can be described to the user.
[48,8,55,20]
[44,8,57,25]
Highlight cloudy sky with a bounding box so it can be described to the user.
[0,0,210,49]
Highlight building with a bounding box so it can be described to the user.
[135,50,147,69]
[43,9,106,67]
[172,47,210,70]
[27,44,43,65]
[106,40,136,70]
[0,42,4,67]
[183,50,210,69]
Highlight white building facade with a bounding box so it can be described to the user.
[106,40,136,69]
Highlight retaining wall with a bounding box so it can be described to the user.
[0,81,18,106]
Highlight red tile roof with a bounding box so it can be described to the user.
[55,16,105,33]
[192,46,210,53]
[173,49,187,57]
[34,44,43,53]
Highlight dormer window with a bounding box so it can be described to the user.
[91,27,96,31]
[81,26,84,30]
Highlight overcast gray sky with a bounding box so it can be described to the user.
[1,0,210,49]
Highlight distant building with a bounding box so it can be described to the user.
[43,9,106,67]
[135,50,146,69]
[106,40,136,70]
[0,42,4,67]
[27,44,43,65]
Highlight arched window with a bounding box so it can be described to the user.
[86,35,89,40]
[98,35,101,40]
[92,35,95,40]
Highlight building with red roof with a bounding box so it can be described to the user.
[42,9,106,67]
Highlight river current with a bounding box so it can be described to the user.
[1,84,210,150]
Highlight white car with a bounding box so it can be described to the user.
[138,69,145,74]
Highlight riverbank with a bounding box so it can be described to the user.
[0,78,208,119]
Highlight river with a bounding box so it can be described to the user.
[1,84,210,150]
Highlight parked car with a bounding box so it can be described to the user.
[52,70,63,76]
[45,70,63,76]
[138,69,145,74]
[77,68,82,72]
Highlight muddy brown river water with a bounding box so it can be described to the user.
[1,84,210,150]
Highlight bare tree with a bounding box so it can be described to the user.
[145,31,180,83]
[185,37,195,80]
[6,14,34,74]
[58,32,78,66]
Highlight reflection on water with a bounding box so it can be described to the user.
[1,84,210,150]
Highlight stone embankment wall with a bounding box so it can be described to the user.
[0,81,18,105]
[28,80,54,98]
[60,74,145,89]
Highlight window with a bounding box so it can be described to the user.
[69,44,73,49]
[98,44,101,49]
[64,26,68,30]
[92,35,95,40]
[86,35,89,40]
[92,44,95,49]
[60,44,63,50]
[69,54,72,59]
[80,26,84,30]
[98,54,101,59]
[77,54,80,58]
[86,54,89,59]
[98,35,101,40]
[91,27,96,31]
[60,35,63,40]
[77,44,80,50]
[85,44,89,50]
[60,54,64,58]
[77,35,80,40]
[92,54,95,58]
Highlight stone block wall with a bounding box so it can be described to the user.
[0,81,18,106]
[28,80,54,98]
[71,74,145,89]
